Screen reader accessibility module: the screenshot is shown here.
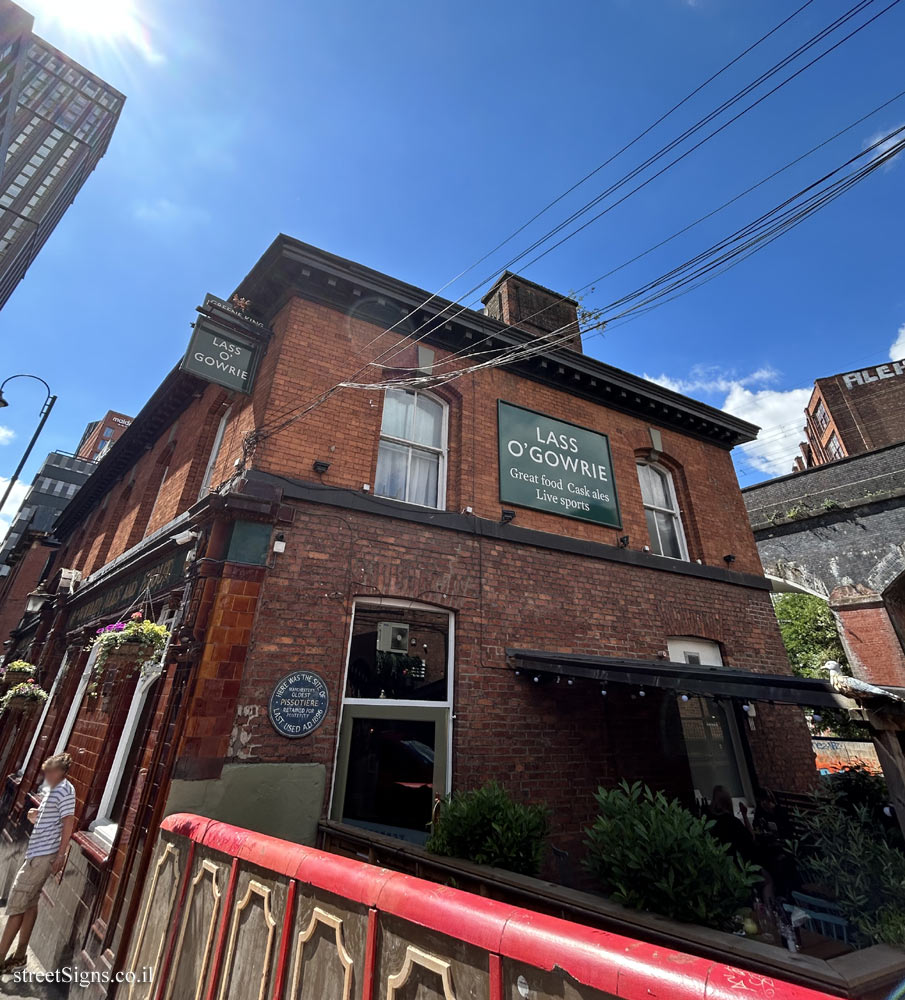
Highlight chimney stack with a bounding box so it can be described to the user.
[482,272,582,353]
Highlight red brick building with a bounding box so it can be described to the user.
[0,237,824,980]
[795,358,905,470]
[75,410,133,461]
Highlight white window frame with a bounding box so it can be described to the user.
[54,643,100,755]
[18,649,70,778]
[637,462,689,561]
[329,597,455,833]
[198,406,231,499]
[89,609,174,850]
[375,389,448,510]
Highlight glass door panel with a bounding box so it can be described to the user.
[332,704,448,844]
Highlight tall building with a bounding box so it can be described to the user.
[795,357,905,469]
[0,0,124,309]
[75,408,132,460]
[0,449,95,642]
[0,410,130,641]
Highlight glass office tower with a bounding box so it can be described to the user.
[0,0,124,309]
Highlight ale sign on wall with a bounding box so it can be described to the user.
[498,400,621,527]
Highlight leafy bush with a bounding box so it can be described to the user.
[792,800,905,946]
[426,782,549,876]
[823,763,900,843]
[583,782,759,930]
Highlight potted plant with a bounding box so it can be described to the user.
[92,612,170,682]
[0,660,36,692]
[1,678,49,715]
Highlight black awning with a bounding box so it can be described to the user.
[506,649,859,711]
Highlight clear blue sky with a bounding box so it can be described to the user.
[1,0,903,532]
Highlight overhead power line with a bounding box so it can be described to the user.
[360,0,894,374]
[247,0,903,452]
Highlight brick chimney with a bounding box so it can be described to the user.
[482,272,582,353]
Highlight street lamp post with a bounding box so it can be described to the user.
[0,374,57,515]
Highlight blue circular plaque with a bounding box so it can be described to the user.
[268,670,330,738]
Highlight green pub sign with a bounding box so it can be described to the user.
[497,400,621,527]
[180,294,268,394]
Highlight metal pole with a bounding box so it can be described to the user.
[0,393,57,515]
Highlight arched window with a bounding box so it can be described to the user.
[375,389,447,509]
[637,462,688,560]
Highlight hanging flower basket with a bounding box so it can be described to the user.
[1,679,48,715]
[0,660,36,692]
[91,613,170,687]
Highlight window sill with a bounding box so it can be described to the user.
[87,818,118,852]
[73,828,112,866]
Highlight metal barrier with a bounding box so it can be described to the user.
[122,812,841,1000]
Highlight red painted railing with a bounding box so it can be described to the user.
[127,813,843,1000]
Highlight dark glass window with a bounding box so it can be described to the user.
[342,717,436,838]
[812,400,830,433]
[345,603,450,701]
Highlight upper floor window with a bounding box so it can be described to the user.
[812,399,830,433]
[826,432,845,462]
[637,462,688,560]
[375,389,447,509]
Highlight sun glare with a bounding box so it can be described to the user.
[30,0,161,61]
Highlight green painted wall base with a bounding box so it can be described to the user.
[165,762,326,845]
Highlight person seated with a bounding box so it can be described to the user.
[708,785,759,866]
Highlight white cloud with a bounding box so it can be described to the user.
[133,197,209,230]
[646,365,809,477]
[864,123,905,171]
[644,364,778,396]
[0,478,31,546]
[0,426,14,446]
[722,384,812,477]
[890,322,905,362]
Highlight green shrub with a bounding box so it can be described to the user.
[823,763,899,841]
[792,800,905,946]
[426,782,549,876]
[583,782,759,930]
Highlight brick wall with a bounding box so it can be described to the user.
[0,538,47,645]
[51,284,762,587]
[814,364,905,459]
[210,499,814,845]
[836,603,905,687]
[243,295,763,576]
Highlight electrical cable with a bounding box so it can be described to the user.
[249,0,890,446]
[356,0,894,375]
[349,0,820,361]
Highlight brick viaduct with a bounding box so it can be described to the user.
[743,442,905,687]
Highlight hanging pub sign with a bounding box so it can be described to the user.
[180,293,270,394]
[498,400,621,527]
[268,670,330,738]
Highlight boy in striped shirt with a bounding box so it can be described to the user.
[0,753,75,974]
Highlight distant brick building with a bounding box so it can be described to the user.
[0,450,96,644]
[75,409,133,461]
[796,358,905,470]
[0,237,824,981]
